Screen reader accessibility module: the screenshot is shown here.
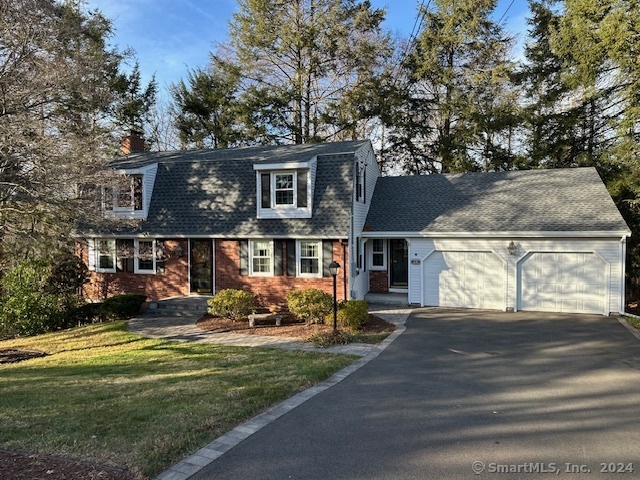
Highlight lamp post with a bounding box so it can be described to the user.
[328,260,340,332]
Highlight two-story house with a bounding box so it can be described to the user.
[79,139,631,315]
[79,140,378,305]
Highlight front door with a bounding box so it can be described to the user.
[389,239,408,289]
[190,239,213,294]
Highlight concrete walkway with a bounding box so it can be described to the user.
[125,298,412,480]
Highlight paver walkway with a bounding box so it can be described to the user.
[128,301,411,357]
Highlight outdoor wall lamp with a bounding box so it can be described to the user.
[329,260,340,332]
[507,241,517,256]
[174,244,185,258]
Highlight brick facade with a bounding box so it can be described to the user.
[369,270,389,293]
[81,239,189,301]
[215,239,348,306]
[81,238,348,305]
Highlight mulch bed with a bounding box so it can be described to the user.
[0,349,48,364]
[196,313,395,341]
[0,450,133,480]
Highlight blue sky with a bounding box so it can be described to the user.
[85,0,531,94]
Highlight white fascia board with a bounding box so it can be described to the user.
[360,230,631,239]
[253,158,315,171]
[112,163,157,175]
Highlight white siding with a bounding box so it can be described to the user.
[349,142,379,299]
[409,237,624,314]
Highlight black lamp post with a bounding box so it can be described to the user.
[328,260,340,332]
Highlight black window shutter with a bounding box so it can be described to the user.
[286,240,296,276]
[356,238,362,270]
[239,240,248,276]
[355,163,361,201]
[362,164,366,204]
[297,170,307,207]
[323,240,334,277]
[261,173,271,208]
[274,240,283,276]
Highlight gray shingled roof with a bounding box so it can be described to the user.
[84,141,370,237]
[365,167,630,234]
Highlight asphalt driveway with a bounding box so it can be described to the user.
[189,309,640,480]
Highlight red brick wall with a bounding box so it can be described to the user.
[80,238,349,304]
[215,239,348,306]
[369,270,389,293]
[80,239,189,301]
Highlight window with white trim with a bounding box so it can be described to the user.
[104,175,143,212]
[96,239,116,272]
[274,173,295,206]
[297,240,321,277]
[369,239,386,270]
[251,240,273,276]
[135,239,155,273]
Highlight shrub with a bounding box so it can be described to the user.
[208,289,255,320]
[287,288,333,325]
[309,330,352,348]
[0,259,64,338]
[336,300,369,331]
[99,294,147,320]
[64,302,104,328]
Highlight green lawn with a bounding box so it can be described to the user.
[0,321,356,478]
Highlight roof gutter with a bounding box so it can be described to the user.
[360,230,632,239]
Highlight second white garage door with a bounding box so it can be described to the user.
[423,251,505,310]
[518,252,606,314]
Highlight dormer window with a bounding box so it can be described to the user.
[115,175,143,211]
[254,158,316,219]
[275,173,295,205]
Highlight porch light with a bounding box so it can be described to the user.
[329,260,340,332]
[507,241,517,256]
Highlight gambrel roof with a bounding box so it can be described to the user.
[365,167,630,235]
[83,141,370,238]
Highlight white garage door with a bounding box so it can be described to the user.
[423,251,505,310]
[519,252,606,314]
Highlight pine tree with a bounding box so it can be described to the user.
[387,0,517,174]
[216,0,393,144]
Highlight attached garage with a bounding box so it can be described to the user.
[363,167,631,315]
[423,251,505,310]
[518,252,607,314]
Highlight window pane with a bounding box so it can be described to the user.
[300,241,318,258]
[301,258,318,274]
[373,253,384,266]
[275,190,294,205]
[99,255,114,269]
[275,174,293,189]
[253,257,271,273]
[372,239,384,253]
[139,258,153,271]
[253,241,270,256]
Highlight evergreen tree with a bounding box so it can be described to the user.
[111,62,158,141]
[171,61,243,149]
[387,0,517,174]
[216,0,393,144]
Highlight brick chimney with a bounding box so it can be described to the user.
[121,129,145,155]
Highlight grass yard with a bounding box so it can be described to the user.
[0,321,356,478]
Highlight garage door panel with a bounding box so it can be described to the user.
[519,252,605,314]
[424,251,504,310]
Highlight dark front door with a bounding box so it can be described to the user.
[190,240,213,294]
[390,239,408,288]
